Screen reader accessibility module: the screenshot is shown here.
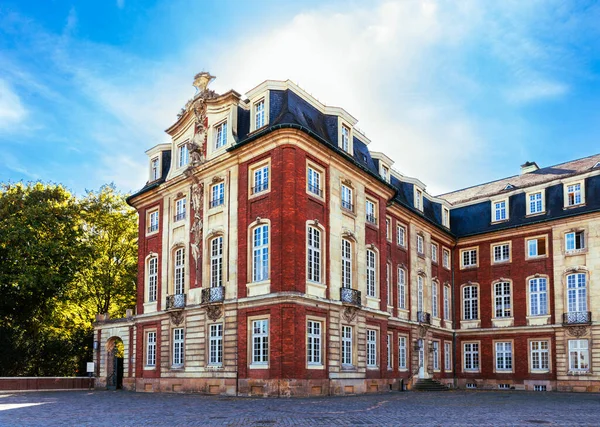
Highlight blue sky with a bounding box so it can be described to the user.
[1,0,599,196]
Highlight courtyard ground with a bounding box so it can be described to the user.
[0,389,598,426]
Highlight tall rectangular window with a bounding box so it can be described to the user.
[463,285,478,320]
[366,200,377,224]
[367,329,377,367]
[341,185,353,211]
[529,191,543,214]
[417,235,424,254]
[174,248,185,295]
[566,183,582,206]
[495,342,512,371]
[432,283,438,318]
[431,243,438,263]
[493,243,510,263]
[442,207,450,227]
[151,157,159,180]
[387,334,392,370]
[494,282,511,318]
[215,121,227,149]
[254,99,265,129]
[527,237,546,258]
[417,276,424,313]
[148,210,159,233]
[307,167,322,197]
[252,319,269,365]
[252,165,269,194]
[567,273,587,313]
[444,342,451,371]
[531,341,549,371]
[397,225,406,247]
[398,267,406,310]
[461,249,477,268]
[210,182,225,208]
[175,197,186,222]
[173,328,184,367]
[252,225,269,282]
[341,125,350,153]
[493,200,507,221]
[178,143,189,168]
[148,257,158,302]
[366,249,377,297]
[342,326,353,365]
[433,341,439,370]
[307,320,322,365]
[464,342,479,371]
[307,226,322,283]
[146,331,156,366]
[210,236,223,288]
[386,263,392,306]
[386,218,391,240]
[443,248,450,269]
[568,340,589,371]
[415,188,423,211]
[566,231,585,252]
[209,324,223,366]
[398,336,407,369]
[529,278,548,316]
[443,286,450,320]
[341,239,352,289]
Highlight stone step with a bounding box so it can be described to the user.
[413,378,449,391]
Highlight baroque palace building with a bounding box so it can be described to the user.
[94,73,600,395]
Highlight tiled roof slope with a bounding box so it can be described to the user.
[439,153,600,205]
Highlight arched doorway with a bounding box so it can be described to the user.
[106,337,124,390]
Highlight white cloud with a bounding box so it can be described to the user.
[0,79,27,130]
[505,80,569,104]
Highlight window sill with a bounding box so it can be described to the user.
[525,211,546,218]
[249,364,269,370]
[525,255,548,261]
[492,317,514,328]
[460,265,478,270]
[531,370,550,374]
[492,260,511,265]
[208,204,225,212]
[563,203,586,210]
[206,364,224,370]
[143,366,156,371]
[565,249,588,256]
[397,244,408,251]
[307,192,325,203]
[341,207,356,218]
[246,281,270,297]
[248,190,271,201]
[567,370,590,376]
[146,230,159,237]
[367,366,379,370]
[491,219,509,225]
[366,221,378,229]
[341,365,357,371]
[170,365,184,371]
[307,364,325,370]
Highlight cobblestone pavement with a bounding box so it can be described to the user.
[0,390,599,426]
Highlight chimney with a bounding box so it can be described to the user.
[520,161,539,175]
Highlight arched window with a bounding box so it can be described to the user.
[210,236,223,287]
[307,226,322,283]
[252,225,269,282]
[174,248,185,295]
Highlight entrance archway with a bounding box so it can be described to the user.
[106,337,124,390]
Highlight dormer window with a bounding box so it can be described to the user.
[178,143,189,168]
[255,99,265,129]
[215,121,228,150]
[414,188,423,211]
[442,207,450,228]
[492,199,508,222]
[150,157,160,181]
[381,165,389,182]
[565,182,584,207]
[341,125,350,153]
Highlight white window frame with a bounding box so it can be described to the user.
[341,124,351,153]
[461,248,478,268]
[251,319,269,365]
[397,224,407,247]
[492,198,508,222]
[307,226,322,283]
[433,341,440,371]
[443,285,450,320]
[417,276,424,313]
[527,236,547,258]
[252,164,269,195]
[386,218,391,241]
[341,238,352,289]
[209,323,223,366]
[210,182,225,208]
[463,342,479,372]
[387,333,393,370]
[398,336,407,369]
[564,181,584,207]
[148,210,159,234]
[147,256,158,302]
[307,166,322,198]
[214,120,228,150]
[178,143,189,168]
[432,282,439,318]
[567,273,587,313]
[417,235,424,255]
[366,329,377,368]
[175,197,186,222]
[442,206,450,227]
[254,98,265,130]
[173,328,185,367]
[492,242,510,264]
[398,267,406,310]
[366,249,377,298]
[529,277,548,316]
[568,339,589,371]
[366,199,377,225]
[494,281,512,318]
[495,341,512,372]
[443,248,451,269]
[307,320,323,366]
[530,340,549,372]
[463,285,478,320]
[150,156,160,181]
[252,225,269,282]
[341,184,353,212]
[174,248,185,295]
[444,342,452,371]
[431,243,438,263]
[210,236,223,288]
[146,331,157,367]
[565,231,585,252]
[414,188,423,211]
[527,191,544,215]
[341,325,353,366]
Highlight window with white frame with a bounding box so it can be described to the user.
[341,325,353,365]
[528,191,544,214]
[461,249,477,268]
[148,257,158,302]
[252,225,269,282]
[443,285,450,320]
[178,143,189,168]
[565,183,583,207]
[433,341,440,370]
[414,188,423,211]
[492,243,510,263]
[209,323,223,366]
[397,224,406,247]
[175,197,186,222]
[431,243,438,263]
[432,282,439,318]
[174,248,185,295]
[463,285,478,320]
[398,267,406,310]
[146,331,156,366]
[307,320,322,366]
[341,125,350,153]
[341,239,352,289]
[215,121,228,149]
[210,182,225,208]
[417,235,424,255]
[387,334,392,370]
[444,342,451,371]
[464,342,479,371]
[531,340,549,371]
[386,218,391,240]
[173,328,184,367]
[148,210,159,233]
[341,184,353,211]
[252,164,269,194]
[381,165,389,182]
[527,237,547,258]
[367,329,377,368]
[495,342,512,371]
[252,319,269,365]
[307,167,322,197]
[443,248,450,269]
[442,206,450,227]
[529,277,548,316]
[398,336,407,369]
[494,282,511,318]
[366,249,377,297]
[568,339,589,371]
[254,99,265,129]
[150,157,160,181]
[366,199,377,224]
[567,273,587,313]
[386,263,392,306]
[307,226,322,283]
[492,199,508,222]
[565,231,585,252]
[210,236,223,288]
[417,276,424,313]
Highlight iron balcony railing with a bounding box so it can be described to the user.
[366,214,377,225]
[341,200,354,212]
[173,212,186,222]
[308,184,323,198]
[340,287,361,306]
[147,224,158,233]
[417,311,431,325]
[563,311,591,325]
[166,293,186,310]
[251,183,268,195]
[201,286,225,304]
[210,197,224,208]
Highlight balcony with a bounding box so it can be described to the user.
[341,200,354,212]
[201,286,225,304]
[417,311,431,325]
[308,184,323,198]
[173,212,186,222]
[166,293,186,310]
[340,287,361,306]
[210,197,224,208]
[563,311,591,325]
[251,183,268,195]
[366,214,377,225]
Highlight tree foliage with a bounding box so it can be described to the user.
[0,182,137,376]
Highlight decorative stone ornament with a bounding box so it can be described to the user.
[567,325,588,337]
[342,306,358,323]
[206,305,223,321]
[170,310,184,326]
